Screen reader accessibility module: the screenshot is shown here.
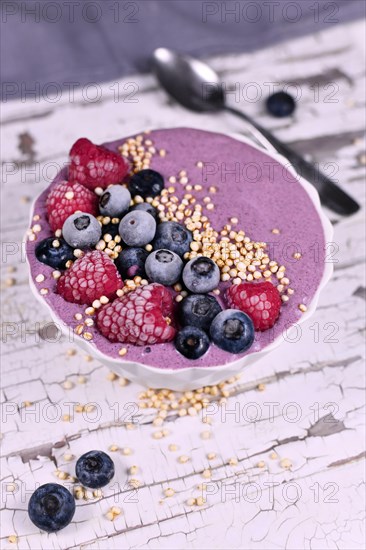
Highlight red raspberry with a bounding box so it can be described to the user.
[69,138,129,191]
[226,281,281,331]
[46,180,98,232]
[57,250,123,305]
[96,283,176,346]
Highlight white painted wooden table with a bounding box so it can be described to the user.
[1,20,365,550]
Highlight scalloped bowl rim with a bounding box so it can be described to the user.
[26,130,334,390]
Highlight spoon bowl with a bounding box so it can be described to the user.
[152,48,224,112]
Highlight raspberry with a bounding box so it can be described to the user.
[57,250,123,305]
[226,281,281,331]
[46,180,98,232]
[96,283,176,346]
[69,138,129,191]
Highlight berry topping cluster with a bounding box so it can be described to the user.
[31,133,291,361]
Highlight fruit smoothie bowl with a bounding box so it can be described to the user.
[26,128,333,390]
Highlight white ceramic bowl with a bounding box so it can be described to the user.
[27,132,333,391]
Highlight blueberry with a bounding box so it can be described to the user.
[119,210,156,247]
[35,237,74,270]
[28,483,75,533]
[175,326,210,359]
[130,202,158,220]
[266,91,296,118]
[99,185,131,218]
[76,450,115,489]
[62,212,101,249]
[180,294,222,332]
[210,309,255,354]
[145,249,183,286]
[128,169,164,198]
[152,222,192,257]
[183,257,220,293]
[115,247,148,279]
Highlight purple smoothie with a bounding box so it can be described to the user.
[26,128,326,370]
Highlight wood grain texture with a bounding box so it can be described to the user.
[1,20,365,550]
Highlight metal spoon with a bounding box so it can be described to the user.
[152,48,359,216]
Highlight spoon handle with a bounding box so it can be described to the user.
[225,106,359,216]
